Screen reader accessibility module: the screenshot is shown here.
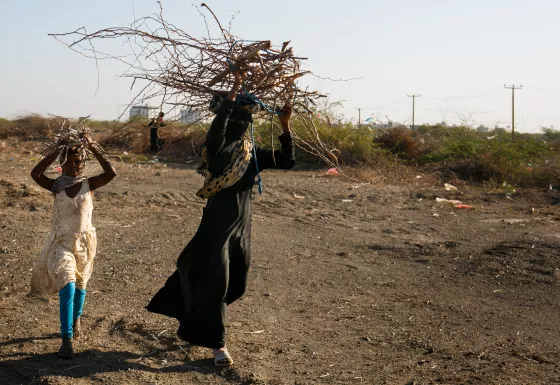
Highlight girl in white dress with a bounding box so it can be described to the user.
[30,134,116,358]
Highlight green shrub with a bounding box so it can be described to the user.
[1,114,558,187]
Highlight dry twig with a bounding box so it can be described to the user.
[49,3,339,167]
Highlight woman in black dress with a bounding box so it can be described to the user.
[147,71,295,367]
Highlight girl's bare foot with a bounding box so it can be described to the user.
[73,318,81,340]
[58,338,74,359]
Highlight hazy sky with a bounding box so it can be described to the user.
[2,0,560,132]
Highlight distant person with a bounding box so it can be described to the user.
[29,134,116,358]
[148,111,165,152]
[147,69,296,367]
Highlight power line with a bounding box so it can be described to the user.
[407,94,421,130]
[421,88,503,102]
[351,85,560,130]
[359,98,410,111]
[523,86,560,95]
[504,85,522,140]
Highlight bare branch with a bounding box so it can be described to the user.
[50,4,339,167]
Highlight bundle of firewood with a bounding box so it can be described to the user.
[50,3,339,167]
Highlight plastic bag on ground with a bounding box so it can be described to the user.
[436,197,462,205]
[444,183,458,191]
[327,168,339,176]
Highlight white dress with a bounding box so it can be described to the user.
[30,180,97,295]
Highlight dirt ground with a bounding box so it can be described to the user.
[0,145,559,385]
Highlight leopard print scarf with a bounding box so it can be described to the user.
[196,138,253,200]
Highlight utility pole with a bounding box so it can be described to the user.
[504,85,522,139]
[357,107,362,127]
[407,94,421,130]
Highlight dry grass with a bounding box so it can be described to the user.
[2,114,559,188]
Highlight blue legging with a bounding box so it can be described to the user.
[59,282,86,339]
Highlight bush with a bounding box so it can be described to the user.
[374,126,424,161]
[0,114,53,139]
[542,127,560,143]
[1,114,558,187]
[253,119,388,166]
[423,128,558,186]
[99,120,207,160]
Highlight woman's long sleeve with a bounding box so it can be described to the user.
[205,99,235,154]
[256,132,296,171]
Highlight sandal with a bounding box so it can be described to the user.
[58,338,74,359]
[213,348,233,368]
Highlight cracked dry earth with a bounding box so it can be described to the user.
[0,149,559,385]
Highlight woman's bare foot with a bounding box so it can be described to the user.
[58,338,74,359]
[73,318,81,340]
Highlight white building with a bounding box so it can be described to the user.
[129,106,159,120]
[180,108,202,124]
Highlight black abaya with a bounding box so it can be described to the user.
[146,99,295,349]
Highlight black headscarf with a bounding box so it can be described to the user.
[225,107,253,142]
[209,92,259,143]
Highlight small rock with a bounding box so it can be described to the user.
[361,337,371,342]
[263,292,271,297]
